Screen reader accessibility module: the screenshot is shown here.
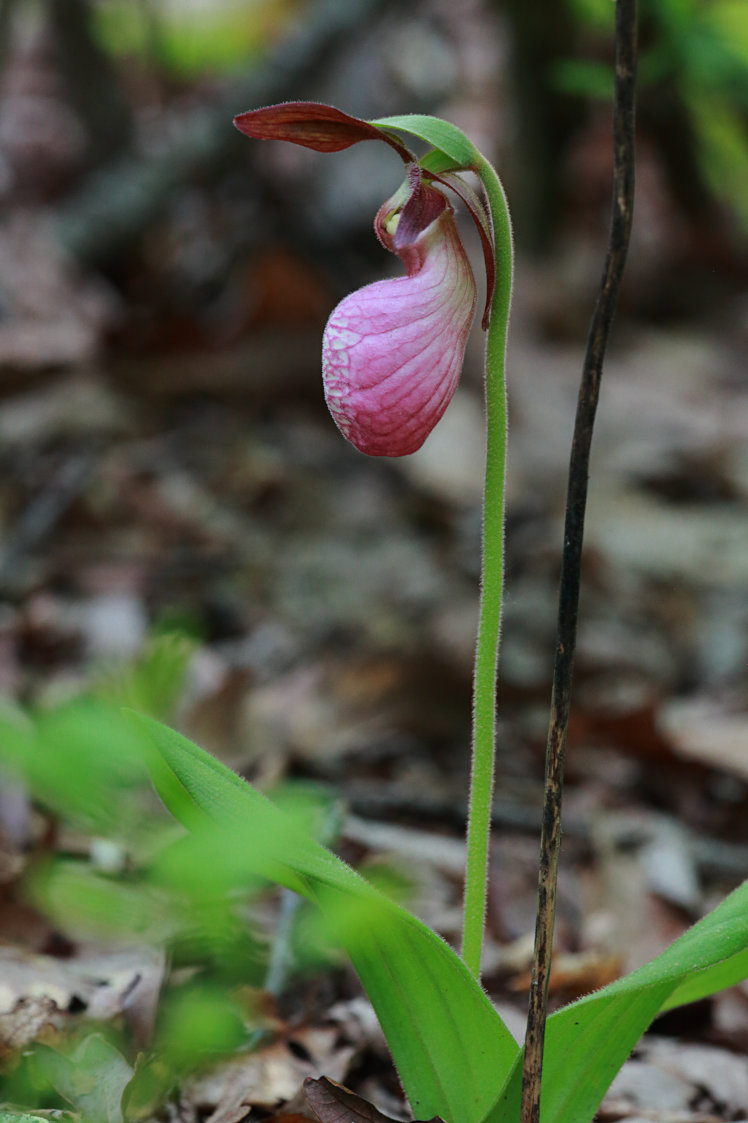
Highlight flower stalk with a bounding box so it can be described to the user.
[461,156,513,978]
[233,101,516,982]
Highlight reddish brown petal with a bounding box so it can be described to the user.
[373,164,447,253]
[233,101,412,160]
[393,166,449,251]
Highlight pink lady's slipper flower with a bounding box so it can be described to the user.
[323,166,476,456]
[234,102,485,457]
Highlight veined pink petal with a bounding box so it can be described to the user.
[322,176,477,456]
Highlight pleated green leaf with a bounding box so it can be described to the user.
[489,877,748,1123]
[132,713,519,1123]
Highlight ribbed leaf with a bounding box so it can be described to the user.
[489,877,748,1123]
[132,713,519,1123]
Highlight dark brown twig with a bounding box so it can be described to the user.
[520,4,638,1122]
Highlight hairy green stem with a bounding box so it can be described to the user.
[461,158,514,978]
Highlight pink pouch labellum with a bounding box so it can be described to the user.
[322,171,477,457]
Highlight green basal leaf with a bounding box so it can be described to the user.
[0,701,153,843]
[662,944,748,1009]
[30,861,179,944]
[370,115,481,170]
[94,633,194,721]
[34,1034,133,1123]
[132,713,520,1123]
[488,877,748,1123]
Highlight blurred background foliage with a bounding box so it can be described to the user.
[1,0,745,243]
[502,0,748,246]
[560,0,748,229]
[90,0,308,77]
[0,660,349,1115]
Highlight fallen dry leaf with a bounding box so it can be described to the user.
[185,1025,358,1122]
[659,699,748,781]
[508,949,622,1000]
[603,1034,748,1120]
[0,994,59,1054]
[305,1076,443,1123]
[0,944,166,1050]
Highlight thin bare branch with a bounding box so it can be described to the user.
[520,3,638,1121]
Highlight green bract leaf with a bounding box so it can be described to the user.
[133,713,520,1123]
[487,877,748,1123]
[419,150,463,175]
[371,115,481,171]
